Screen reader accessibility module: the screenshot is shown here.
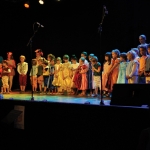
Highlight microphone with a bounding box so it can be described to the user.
[36,22,44,28]
[103,5,108,14]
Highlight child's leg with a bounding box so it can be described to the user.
[6,86,9,93]
[22,86,25,92]
[39,84,42,92]
[95,87,98,95]
[1,87,3,93]
[3,87,6,93]
[82,90,86,95]
[8,76,13,91]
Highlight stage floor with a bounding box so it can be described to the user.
[1,91,111,105]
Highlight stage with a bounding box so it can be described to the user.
[0,91,149,150]
[1,91,111,105]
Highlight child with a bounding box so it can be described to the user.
[81,51,89,67]
[37,59,44,93]
[6,52,16,92]
[131,48,140,60]
[35,49,45,64]
[43,60,50,94]
[17,55,28,93]
[91,56,101,97]
[30,59,38,92]
[126,50,139,83]
[0,63,3,93]
[147,44,150,55]
[70,55,79,95]
[52,57,63,94]
[61,54,72,95]
[106,49,120,95]
[73,57,88,96]
[47,54,55,64]
[144,54,150,84]
[117,52,128,84]
[102,52,111,97]
[47,58,55,94]
[87,53,95,96]
[1,60,11,93]
[138,45,148,84]
[137,34,148,51]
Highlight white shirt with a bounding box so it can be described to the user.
[84,59,89,69]
[17,62,28,75]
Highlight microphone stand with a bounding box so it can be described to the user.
[98,6,107,105]
[27,23,41,101]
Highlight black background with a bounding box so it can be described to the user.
[0,0,150,89]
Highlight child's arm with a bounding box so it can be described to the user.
[17,64,21,74]
[36,66,38,75]
[92,66,101,73]
[108,59,120,74]
[80,66,88,74]
[24,63,28,75]
[4,68,11,73]
[127,62,138,78]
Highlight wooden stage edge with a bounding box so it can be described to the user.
[0,90,149,109]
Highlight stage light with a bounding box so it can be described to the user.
[24,1,29,8]
[39,0,44,4]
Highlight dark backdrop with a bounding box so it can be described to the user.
[0,0,150,89]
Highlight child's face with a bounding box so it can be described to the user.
[79,59,84,65]
[36,52,40,57]
[139,48,146,56]
[112,52,117,59]
[148,48,150,54]
[20,57,25,62]
[105,56,109,61]
[71,59,76,63]
[63,58,68,62]
[47,56,51,61]
[127,53,132,61]
[139,37,145,44]
[56,59,61,64]
[50,60,55,65]
[88,55,92,61]
[120,56,124,62]
[91,60,96,65]
[81,54,86,58]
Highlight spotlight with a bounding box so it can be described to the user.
[39,0,44,4]
[24,1,29,8]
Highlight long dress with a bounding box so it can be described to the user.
[73,64,88,90]
[102,61,111,91]
[87,62,94,90]
[107,58,120,92]
[6,59,16,76]
[71,62,79,88]
[61,62,72,91]
[117,61,128,83]
[80,64,88,90]
[52,63,63,86]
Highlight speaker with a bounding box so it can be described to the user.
[110,84,150,106]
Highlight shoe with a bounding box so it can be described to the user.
[93,94,98,97]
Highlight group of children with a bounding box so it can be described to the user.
[26,50,101,97]
[102,45,150,97]
[0,49,102,96]
[0,34,150,97]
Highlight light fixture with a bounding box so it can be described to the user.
[24,1,29,8]
[39,0,44,5]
